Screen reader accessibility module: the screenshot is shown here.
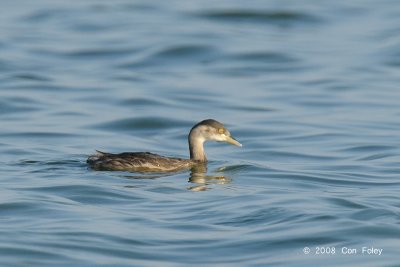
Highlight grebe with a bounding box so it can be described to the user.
[87,119,241,172]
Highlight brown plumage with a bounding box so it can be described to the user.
[87,119,241,172]
[87,151,194,172]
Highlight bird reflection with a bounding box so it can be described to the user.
[120,164,232,191]
[188,164,231,191]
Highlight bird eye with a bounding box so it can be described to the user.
[218,128,225,134]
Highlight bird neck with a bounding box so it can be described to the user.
[188,130,207,162]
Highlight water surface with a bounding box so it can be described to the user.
[1,0,400,266]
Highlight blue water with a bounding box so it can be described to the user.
[1,1,400,266]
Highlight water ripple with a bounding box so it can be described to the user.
[62,47,140,59]
[0,97,43,115]
[119,44,217,69]
[197,9,323,25]
[91,117,188,132]
[230,51,299,63]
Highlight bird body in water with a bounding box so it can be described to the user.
[87,119,241,172]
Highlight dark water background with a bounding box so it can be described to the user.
[1,1,400,266]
